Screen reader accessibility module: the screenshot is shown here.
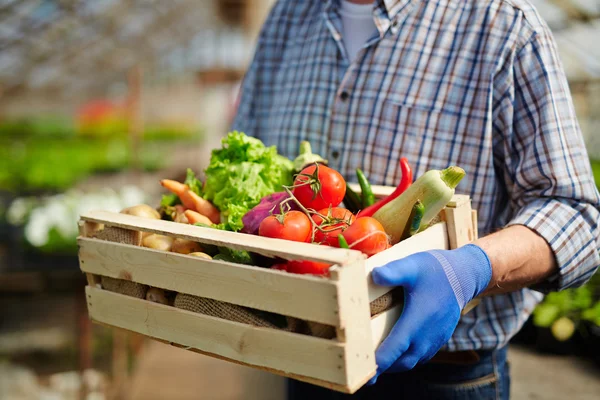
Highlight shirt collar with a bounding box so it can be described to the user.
[326,0,414,36]
[326,0,410,17]
[382,0,411,19]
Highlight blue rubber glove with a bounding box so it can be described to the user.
[368,244,492,384]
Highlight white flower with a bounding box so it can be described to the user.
[6,197,35,225]
[17,186,146,248]
[24,208,50,247]
[119,185,147,207]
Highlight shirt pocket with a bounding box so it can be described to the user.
[352,97,463,187]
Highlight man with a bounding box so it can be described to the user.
[232,0,600,398]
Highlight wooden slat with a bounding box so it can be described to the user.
[446,194,471,208]
[365,222,449,302]
[86,287,349,386]
[444,199,474,249]
[85,273,101,288]
[330,262,377,389]
[347,183,393,199]
[370,303,403,349]
[462,298,481,315]
[79,238,341,325]
[95,322,363,394]
[471,210,479,240]
[81,210,361,265]
[79,220,103,289]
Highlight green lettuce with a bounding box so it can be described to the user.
[203,131,293,231]
[184,168,203,196]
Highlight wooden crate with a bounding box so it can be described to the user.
[77,186,477,394]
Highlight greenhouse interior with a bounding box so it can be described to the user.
[0,0,599,399]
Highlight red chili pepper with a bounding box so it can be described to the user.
[357,158,413,217]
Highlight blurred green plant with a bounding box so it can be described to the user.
[0,118,203,192]
[591,159,600,190]
[0,116,76,139]
[143,125,203,141]
[0,138,165,192]
[533,273,600,341]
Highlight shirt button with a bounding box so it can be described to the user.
[331,150,340,159]
[340,91,349,101]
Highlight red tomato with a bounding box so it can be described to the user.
[312,207,356,246]
[271,263,289,271]
[292,164,346,210]
[341,217,389,256]
[259,211,312,242]
[285,260,332,276]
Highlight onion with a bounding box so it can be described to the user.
[241,192,299,235]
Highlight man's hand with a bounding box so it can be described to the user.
[368,244,492,384]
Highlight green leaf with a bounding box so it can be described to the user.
[184,168,203,196]
[160,193,180,208]
[533,303,561,327]
[202,131,293,231]
[218,247,254,265]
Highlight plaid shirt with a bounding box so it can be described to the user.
[232,0,600,351]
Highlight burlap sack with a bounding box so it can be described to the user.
[370,292,395,317]
[285,316,306,334]
[93,226,142,246]
[306,322,336,339]
[94,226,145,297]
[306,291,402,340]
[174,293,286,329]
[370,289,403,317]
[101,276,148,299]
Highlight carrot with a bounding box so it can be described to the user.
[159,180,195,210]
[160,179,201,210]
[184,210,213,226]
[160,179,187,197]
[180,190,221,224]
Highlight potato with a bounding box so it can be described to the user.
[120,204,161,220]
[85,222,104,235]
[146,287,170,305]
[174,212,189,224]
[121,205,160,238]
[188,252,212,260]
[171,238,203,254]
[142,234,174,251]
[189,252,212,260]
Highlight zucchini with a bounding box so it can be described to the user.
[372,166,465,244]
[293,141,328,172]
